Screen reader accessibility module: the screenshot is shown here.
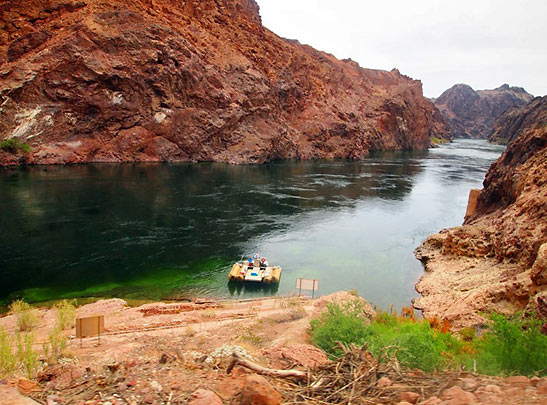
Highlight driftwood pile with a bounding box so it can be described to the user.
[229,343,461,405]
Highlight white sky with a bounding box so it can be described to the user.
[255,0,547,98]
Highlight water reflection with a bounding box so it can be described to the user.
[0,140,504,308]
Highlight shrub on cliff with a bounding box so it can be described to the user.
[0,138,31,154]
[310,301,461,372]
[472,313,547,376]
[310,300,370,358]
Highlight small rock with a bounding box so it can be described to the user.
[188,389,223,405]
[530,376,542,387]
[456,377,477,390]
[149,380,163,392]
[47,395,60,405]
[418,397,442,405]
[399,391,420,404]
[504,375,529,386]
[481,384,502,394]
[17,378,41,395]
[440,386,478,404]
[240,374,282,405]
[376,376,392,388]
[536,379,547,395]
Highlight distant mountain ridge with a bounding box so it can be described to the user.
[434,83,534,139]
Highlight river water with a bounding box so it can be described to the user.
[0,140,505,309]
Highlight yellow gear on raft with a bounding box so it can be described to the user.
[228,261,282,284]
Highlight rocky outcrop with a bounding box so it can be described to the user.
[435,83,533,139]
[489,96,547,144]
[0,0,448,166]
[414,96,547,329]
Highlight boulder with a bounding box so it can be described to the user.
[188,389,223,405]
[239,374,282,405]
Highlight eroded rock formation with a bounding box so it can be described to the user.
[0,0,448,166]
[414,96,547,329]
[489,96,547,145]
[434,83,533,139]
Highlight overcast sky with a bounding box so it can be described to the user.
[255,0,546,98]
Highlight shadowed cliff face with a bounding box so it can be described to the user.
[414,97,547,329]
[489,97,547,145]
[434,84,533,139]
[0,0,448,166]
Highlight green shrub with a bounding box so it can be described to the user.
[10,299,39,331]
[43,326,67,365]
[310,303,461,371]
[472,313,547,376]
[310,300,371,358]
[55,299,76,330]
[0,138,31,154]
[16,333,39,379]
[0,327,17,377]
[364,313,462,372]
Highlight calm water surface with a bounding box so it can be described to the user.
[0,140,505,309]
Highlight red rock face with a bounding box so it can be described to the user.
[0,0,448,166]
[414,96,547,328]
[435,83,533,139]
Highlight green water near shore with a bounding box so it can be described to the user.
[0,140,505,310]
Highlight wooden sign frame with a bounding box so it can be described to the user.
[75,315,104,347]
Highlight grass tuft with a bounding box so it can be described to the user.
[10,299,39,332]
[55,299,76,330]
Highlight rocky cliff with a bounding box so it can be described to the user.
[414,96,547,329]
[435,83,533,139]
[0,0,448,166]
[489,97,546,144]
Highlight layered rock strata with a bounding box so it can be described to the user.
[414,96,547,329]
[434,84,533,139]
[0,0,448,166]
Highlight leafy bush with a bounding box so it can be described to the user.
[361,312,461,372]
[55,299,76,330]
[10,299,39,331]
[0,138,31,153]
[310,302,461,371]
[310,300,371,358]
[471,313,547,376]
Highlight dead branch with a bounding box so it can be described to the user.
[227,352,307,381]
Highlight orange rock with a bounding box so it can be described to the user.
[399,391,420,404]
[504,376,529,386]
[188,389,222,405]
[377,376,392,388]
[440,386,478,405]
[17,379,41,395]
[456,377,477,390]
[240,374,282,405]
[417,397,442,405]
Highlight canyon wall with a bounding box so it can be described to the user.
[434,84,533,139]
[0,0,449,166]
[414,96,547,329]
